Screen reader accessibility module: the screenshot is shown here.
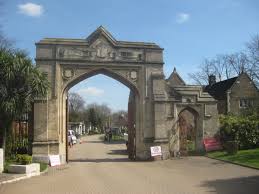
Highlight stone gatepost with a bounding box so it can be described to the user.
[32,96,62,164]
[151,72,170,159]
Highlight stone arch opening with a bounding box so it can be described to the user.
[62,68,139,161]
[178,107,199,155]
[63,67,140,95]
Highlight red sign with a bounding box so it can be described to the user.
[203,137,222,152]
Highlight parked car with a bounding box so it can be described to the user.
[68,130,77,144]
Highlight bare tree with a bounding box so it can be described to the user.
[227,52,249,75]
[246,34,259,85]
[85,103,112,130]
[68,92,85,113]
[111,110,128,127]
[189,35,259,86]
[213,54,234,80]
[188,59,215,85]
[188,55,234,85]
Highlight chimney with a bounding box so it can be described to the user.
[208,75,216,86]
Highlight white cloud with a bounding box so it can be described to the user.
[176,13,190,24]
[76,87,104,97]
[18,3,44,17]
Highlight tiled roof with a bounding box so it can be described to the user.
[204,76,238,100]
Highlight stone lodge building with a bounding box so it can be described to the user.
[204,73,259,115]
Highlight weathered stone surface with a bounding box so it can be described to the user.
[8,163,40,176]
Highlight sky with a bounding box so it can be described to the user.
[1,0,259,111]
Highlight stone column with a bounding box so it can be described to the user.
[32,97,60,163]
[151,72,167,141]
[151,72,170,159]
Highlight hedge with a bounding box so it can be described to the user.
[220,114,259,150]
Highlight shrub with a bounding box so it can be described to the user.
[16,154,32,165]
[220,113,259,150]
[225,140,238,155]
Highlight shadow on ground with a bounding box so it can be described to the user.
[107,149,128,155]
[200,175,259,194]
[82,140,125,145]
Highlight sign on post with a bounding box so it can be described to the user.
[49,155,61,167]
[150,146,162,157]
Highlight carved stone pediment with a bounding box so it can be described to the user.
[56,30,144,62]
[57,37,116,61]
[90,37,115,60]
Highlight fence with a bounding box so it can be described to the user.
[6,112,33,157]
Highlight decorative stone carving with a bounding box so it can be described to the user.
[95,42,110,58]
[90,38,115,60]
[57,38,144,62]
[58,47,91,59]
[63,68,74,79]
[123,70,138,84]
[130,71,137,80]
[181,96,196,103]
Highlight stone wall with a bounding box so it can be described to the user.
[165,84,219,155]
[229,74,259,114]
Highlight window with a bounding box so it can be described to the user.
[120,51,133,58]
[239,98,253,108]
[138,54,142,61]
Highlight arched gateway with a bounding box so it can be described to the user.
[33,26,219,163]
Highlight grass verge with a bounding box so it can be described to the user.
[112,135,124,141]
[40,163,48,172]
[208,148,259,169]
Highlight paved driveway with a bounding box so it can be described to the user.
[1,134,259,194]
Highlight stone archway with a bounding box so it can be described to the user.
[178,107,198,155]
[32,26,169,163]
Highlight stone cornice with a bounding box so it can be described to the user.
[35,58,164,65]
[35,26,163,50]
[36,41,163,50]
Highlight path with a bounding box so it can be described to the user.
[1,134,259,194]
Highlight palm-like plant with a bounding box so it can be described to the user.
[0,48,49,157]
